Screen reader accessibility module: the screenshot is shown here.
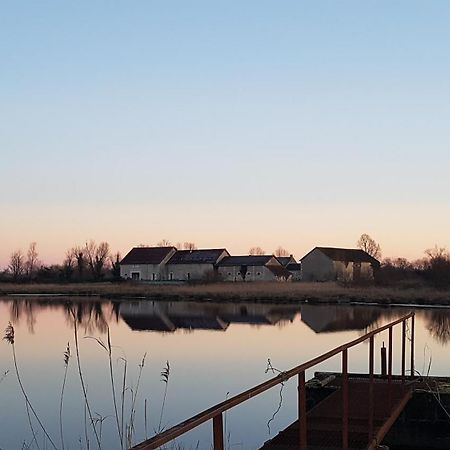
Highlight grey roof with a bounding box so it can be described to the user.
[301,247,380,265]
[277,256,296,267]
[218,255,278,267]
[120,247,176,265]
[286,263,302,271]
[167,249,229,265]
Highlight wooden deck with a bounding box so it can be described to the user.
[261,375,413,450]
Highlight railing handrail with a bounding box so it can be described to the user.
[132,312,414,450]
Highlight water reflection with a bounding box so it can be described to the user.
[120,301,300,332]
[300,304,383,333]
[2,297,450,345]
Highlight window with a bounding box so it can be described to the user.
[169,272,174,281]
[131,272,140,281]
[228,272,231,276]
[152,273,156,281]
[187,272,191,281]
[257,272,261,276]
[237,272,241,275]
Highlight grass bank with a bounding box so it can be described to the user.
[1,282,450,306]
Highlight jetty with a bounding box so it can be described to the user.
[131,312,450,449]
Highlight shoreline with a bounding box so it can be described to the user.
[1,281,450,307]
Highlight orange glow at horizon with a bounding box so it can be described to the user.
[1,202,449,268]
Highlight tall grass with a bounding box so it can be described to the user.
[2,318,172,450]
[3,322,59,450]
[2,281,450,305]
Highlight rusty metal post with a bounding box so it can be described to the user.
[213,413,224,450]
[388,326,393,383]
[298,371,307,450]
[381,343,387,377]
[369,335,374,381]
[410,314,415,378]
[401,320,406,383]
[368,337,374,441]
[342,349,348,450]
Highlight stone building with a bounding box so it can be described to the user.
[300,247,380,282]
[165,248,230,281]
[120,246,177,281]
[217,255,291,281]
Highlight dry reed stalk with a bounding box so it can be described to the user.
[3,322,59,450]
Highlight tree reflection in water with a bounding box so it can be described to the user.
[423,309,450,345]
[6,298,119,334]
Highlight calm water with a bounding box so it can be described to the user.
[1,297,449,450]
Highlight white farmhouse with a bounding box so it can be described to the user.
[300,247,380,282]
[217,255,291,281]
[120,246,177,281]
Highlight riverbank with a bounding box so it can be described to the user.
[1,281,450,306]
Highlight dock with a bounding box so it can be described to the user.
[132,313,450,450]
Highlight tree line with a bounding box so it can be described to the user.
[2,235,450,287]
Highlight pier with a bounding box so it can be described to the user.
[132,313,422,450]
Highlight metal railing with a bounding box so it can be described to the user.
[132,312,415,450]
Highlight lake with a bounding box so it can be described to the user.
[1,297,449,450]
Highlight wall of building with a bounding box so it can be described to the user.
[218,265,281,281]
[120,263,163,281]
[301,250,335,281]
[334,261,374,282]
[165,263,215,281]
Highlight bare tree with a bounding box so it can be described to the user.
[110,251,121,281]
[26,242,40,278]
[84,240,110,280]
[157,239,172,247]
[249,246,265,256]
[274,246,289,257]
[357,234,381,259]
[66,246,86,280]
[9,250,25,281]
[62,249,76,281]
[183,242,197,250]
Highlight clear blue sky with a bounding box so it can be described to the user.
[1,1,450,264]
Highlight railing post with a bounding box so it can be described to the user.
[369,335,374,380]
[388,326,393,383]
[298,371,307,450]
[342,349,348,450]
[401,320,406,383]
[213,413,224,450]
[368,336,374,441]
[410,314,415,378]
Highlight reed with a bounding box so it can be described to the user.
[3,322,59,450]
[2,281,450,305]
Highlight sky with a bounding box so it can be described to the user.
[1,1,450,267]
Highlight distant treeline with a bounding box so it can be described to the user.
[376,246,450,288]
[0,240,121,283]
[1,240,450,289]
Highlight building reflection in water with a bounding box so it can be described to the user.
[119,300,300,332]
[3,297,450,344]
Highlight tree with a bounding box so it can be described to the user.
[9,250,25,281]
[423,245,450,287]
[62,249,76,281]
[183,242,197,250]
[85,240,110,280]
[157,239,172,247]
[357,234,381,259]
[26,242,40,279]
[274,246,289,257]
[110,252,121,281]
[249,246,265,256]
[68,246,86,280]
